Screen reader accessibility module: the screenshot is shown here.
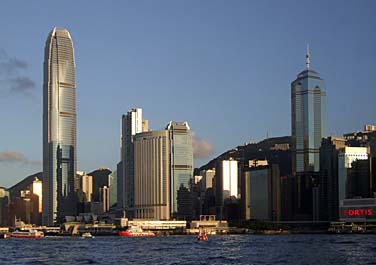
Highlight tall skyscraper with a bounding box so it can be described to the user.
[119,108,147,216]
[166,121,194,219]
[291,46,326,219]
[42,28,77,225]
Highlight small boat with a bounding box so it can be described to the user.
[118,226,155,237]
[0,233,10,239]
[10,229,44,239]
[197,228,208,241]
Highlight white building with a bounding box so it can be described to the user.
[222,159,238,200]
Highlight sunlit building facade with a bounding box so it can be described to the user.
[134,130,171,220]
[43,28,77,225]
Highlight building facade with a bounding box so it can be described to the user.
[338,147,368,202]
[133,130,171,220]
[43,28,77,225]
[319,136,346,221]
[244,165,281,221]
[119,108,146,215]
[167,121,193,219]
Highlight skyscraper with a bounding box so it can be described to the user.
[291,46,326,219]
[42,28,77,225]
[119,108,147,216]
[167,121,194,219]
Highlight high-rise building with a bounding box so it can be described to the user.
[119,108,146,215]
[215,159,239,219]
[42,28,77,225]
[319,136,346,221]
[81,174,93,202]
[291,46,326,219]
[338,147,368,202]
[109,169,117,207]
[99,186,110,213]
[244,164,281,221]
[166,122,193,219]
[133,130,171,220]
[291,46,326,174]
[31,178,43,213]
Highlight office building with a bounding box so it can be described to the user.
[133,130,170,220]
[338,147,368,202]
[43,28,77,225]
[167,121,193,219]
[99,186,110,213]
[109,170,117,207]
[291,46,326,219]
[244,164,281,221]
[120,108,147,214]
[319,136,346,221]
[81,174,93,202]
[215,159,239,219]
[31,178,42,213]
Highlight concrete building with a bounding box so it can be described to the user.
[99,186,110,213]
[338,147,368,202]
[43,28,77,225]
[200,169,215,190]
[167,121,193,219]
[291,46,326,219]
[244,164,281,221]
[134,130,170,220]
[81,174,93,202]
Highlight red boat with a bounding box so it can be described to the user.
[197,228,208,241]
[118,226,155,237]
[10,230,44,239]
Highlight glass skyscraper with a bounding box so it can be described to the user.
[42,28,77,225]
[291,47,326,175]
[291,47,326,218]
[167,122,193,219]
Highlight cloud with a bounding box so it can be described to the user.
[0,151,41,165]
[8,77,36,94]
[0,49,28,75]
[0,49,35,95]
[192,133,215,159]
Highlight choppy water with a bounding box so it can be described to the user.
[1,234,376,265]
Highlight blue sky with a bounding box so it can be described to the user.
[0,0,375,188]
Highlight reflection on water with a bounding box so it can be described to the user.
[1,234,376,265]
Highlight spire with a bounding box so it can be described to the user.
[306,44,311,70]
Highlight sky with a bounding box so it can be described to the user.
[0,0,375,188]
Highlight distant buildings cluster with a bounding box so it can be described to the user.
[0,29,375,228]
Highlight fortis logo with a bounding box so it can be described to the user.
[343,209,373,216]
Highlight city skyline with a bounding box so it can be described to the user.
[1,1,376,188]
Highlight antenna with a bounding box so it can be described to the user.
[306,44,311,70]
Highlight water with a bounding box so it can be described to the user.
[1,234,376,265]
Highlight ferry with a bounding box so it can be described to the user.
[10,229,44,239]
[81,232,95,238]
[118,226,155,237]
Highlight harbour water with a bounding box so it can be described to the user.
[1,234,376,264]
